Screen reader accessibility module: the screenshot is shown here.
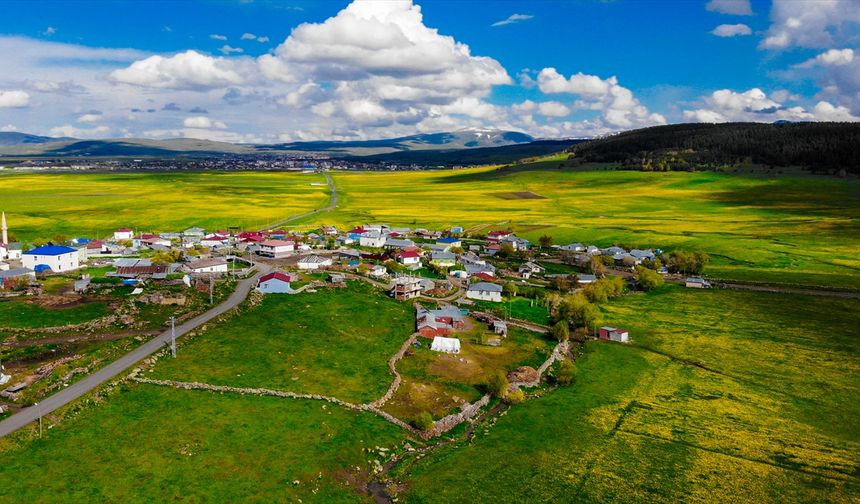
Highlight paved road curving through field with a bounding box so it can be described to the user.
[0,265,271,438]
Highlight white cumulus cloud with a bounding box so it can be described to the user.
[0,90,30,108]
[183,116,227,129]
[109,50,246,89]
[796,48,855,68]
[536,68,665,128]
[761,0,860,49]
[711,24,752,37]
[683,87,860,123]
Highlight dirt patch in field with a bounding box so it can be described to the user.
[382,379,470,421]
[491,191,547,200]
[29,295,87,309]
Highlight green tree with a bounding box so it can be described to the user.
[588,255,606,275]
[634,265,664,291]
[503,281,519,297]
[556,360,575,385]
[504,388,525,404]
[413,411,435,432]
[551,320,570,342]
[538,234,553,248]
[498,243,516,258]
[485,370,510,399]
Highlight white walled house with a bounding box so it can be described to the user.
[186,258,228,274]
[22,245,80,273]
[360,231,386,248]
[113,228,133,241]
[297,255,332,270]
[466,282,503,302]
[258,239,295,258]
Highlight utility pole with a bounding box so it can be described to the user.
[209,274,214,305]
[170,316,176,358]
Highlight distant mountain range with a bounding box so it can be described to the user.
[0,128,542,160]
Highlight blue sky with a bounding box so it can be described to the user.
[0,0,857,141]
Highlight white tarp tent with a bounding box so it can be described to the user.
[431,336,461,354]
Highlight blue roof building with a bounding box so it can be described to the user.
[24,245,77,256]
[22,244,80,273]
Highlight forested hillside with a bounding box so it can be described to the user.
[568,122,860,175]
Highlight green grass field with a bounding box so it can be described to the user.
[0,299,109,328]
[396,286,860,502]
[150,281,415,404]
[0,383,405,502]
[1,167,858,287]
[298,167,860,288]
[0,170,329,239]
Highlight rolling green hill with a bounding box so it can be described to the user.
[568,122,860,175]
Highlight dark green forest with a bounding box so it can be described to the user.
[568,122,860,175]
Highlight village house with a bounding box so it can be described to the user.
[321,225,338,236]
[518,261,545,279]
[0,268,35,289]
[449,226,464,235]
[4,243,22,260]
[558,243,585,252]
[258,239,295,258]
[395,250,422,267]
[384,238,415,250]
[200,234,230,248]
[256,271,297,294]
[133,234,172,249]
[577,274,597,284]
[599,326,630,343]
[392,275,422,301]
[486,230,512,242]
[459,251,485,266]
[416,305,465,338]
[297,254,332,270]
[112,258,170,279]
[185,257,228,274]
[437,236,462,248]
[369,264,388,278]
[430,251,456,267]
[501,236,531,251]
[113,228,133,241]
[484,243,502,256]
[183,227,206,240]
[465,261,496,278]
[22,244,80,273]
[467,282,503,302]
[359,231,386,248]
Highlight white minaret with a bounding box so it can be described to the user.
[1,212,7,246]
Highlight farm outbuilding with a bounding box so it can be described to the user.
[598,326,630,343]
[686,277,711,288]
[431,336,461,354]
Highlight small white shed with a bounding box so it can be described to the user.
[430,336,461,354]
